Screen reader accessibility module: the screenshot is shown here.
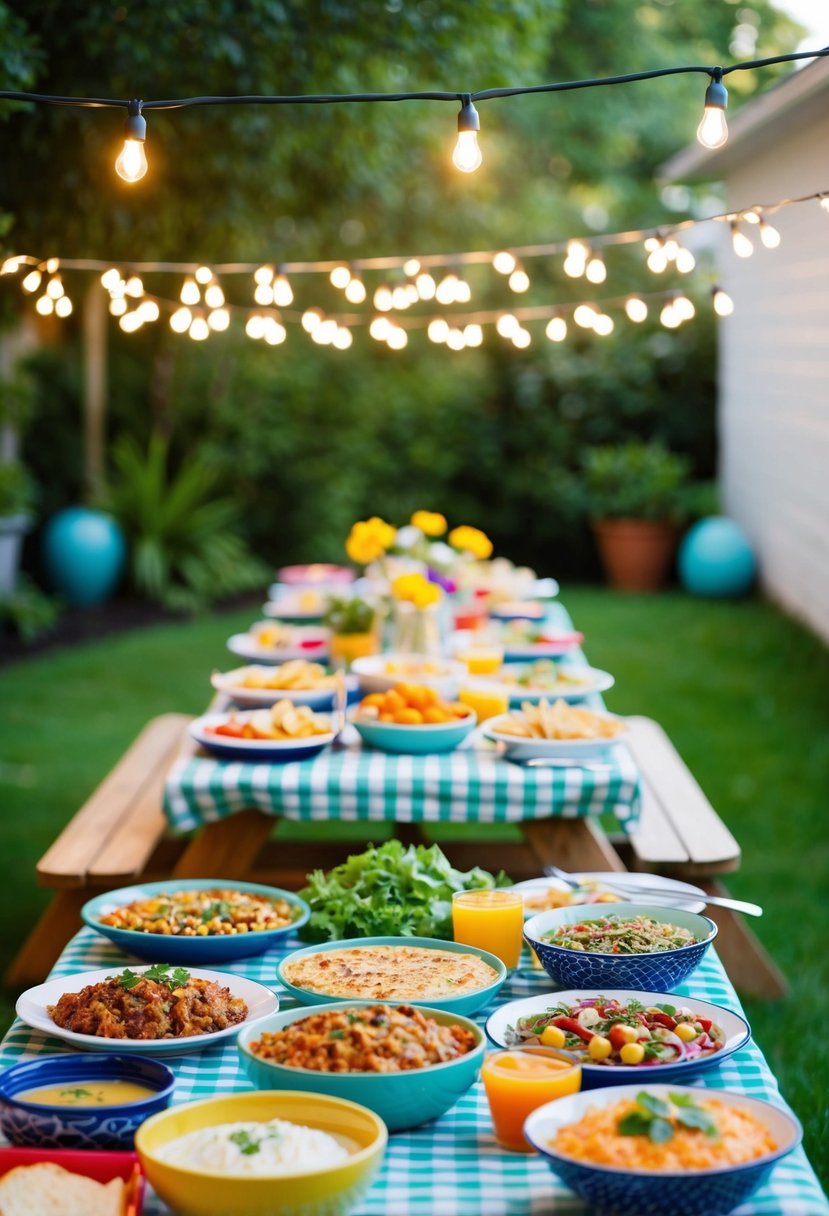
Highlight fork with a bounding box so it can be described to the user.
[542,864,763,917]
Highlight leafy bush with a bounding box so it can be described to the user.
[582,442,691,523]
[324,595,377,635]
[0,461,36,517]
[0,573,60,641]
[104,433,268,613]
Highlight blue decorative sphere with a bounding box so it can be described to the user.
[678,516,756,598]
[42,507,127,606]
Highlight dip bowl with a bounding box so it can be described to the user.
[0,1053,174,1150]
[239,1001,486,1131]
[135,1090,386,1216]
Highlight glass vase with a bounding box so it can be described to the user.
[392,601,442,656]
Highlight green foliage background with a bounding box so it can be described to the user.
[0,0,802,576]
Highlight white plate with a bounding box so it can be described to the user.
[470,665,615,706]
[211,667,338,710]
[512,873,707,915]
[351,653,467,698]
[190,712,336,762]
[227,629,330,664]
[485,989,750,1084]
[16,967,279,1056]
[484,713,627,761]
[261,600,327,621]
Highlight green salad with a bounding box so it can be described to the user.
[298,840,510,942]
[544,915,697,954]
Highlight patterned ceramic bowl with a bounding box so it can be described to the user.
[524,1083,801,1216]
[0,1053,174,1150]
[523,903,717,991]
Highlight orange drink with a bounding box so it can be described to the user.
[452,889,524,969]
[458,686,509,724]
[482,1047,581,1152]
[456,645,503,676]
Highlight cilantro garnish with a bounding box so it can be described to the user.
[229,1130,261,1156]
[60,1087,94,1100]
[329,1029,346,1040]
[201,900,231,923]
[110,964,191,990]
[617,1091,719,1144]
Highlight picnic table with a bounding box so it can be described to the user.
[1,928,825,1214]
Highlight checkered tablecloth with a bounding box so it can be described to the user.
[2,928,826,1215]
[163,602,641,834]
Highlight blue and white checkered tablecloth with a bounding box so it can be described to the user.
[1,928,826,1215]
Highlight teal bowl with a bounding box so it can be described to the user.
[238,1002,485,1131]
[277,936,507,1016]
[350,710,476,755]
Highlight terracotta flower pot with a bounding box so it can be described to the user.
[592,518,678,592]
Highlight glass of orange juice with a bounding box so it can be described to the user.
[456,642,504,676]
[451,889,525,969]
[481,1047,581,1152]
[457,686,509,724]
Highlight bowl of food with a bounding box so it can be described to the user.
[227,622,330,664]
[0,1053,175,1150]
[523,904,717,992]
[498,621,584,661]
[350,684,476,755]
[484,700,627,761]
[239,1001,485,1131]
[190,702,335,762]
[351,653,467,699]
[82,880,310,964]
[477,660,615,706]
[485,989,750,1087]
[135,1090,385,1216]
[16,964,278,1056]
[277,936,507,1016]
[211,661,341,710]
[524,1083,801,1216]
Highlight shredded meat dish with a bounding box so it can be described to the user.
[250,1003,478,1073]
[48,976,248,1040]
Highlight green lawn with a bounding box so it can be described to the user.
[0,589,827,1187]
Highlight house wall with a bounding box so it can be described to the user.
[719,114,829,643]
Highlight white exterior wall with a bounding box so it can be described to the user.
[718,119,829,642]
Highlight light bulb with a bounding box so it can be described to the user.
[333,327,353,350]
[512,327,531,348]
[22,270,41,293]
[272,274,293,307]
[1,257,20,275]
[329,264,351,289]
[195,265,213,284]
[759,220,781,249]
[204,284,225,309]
[660,301,680,329]
[673,295,695,322]
[208,307,230,331]
[427,318,449,343]
[109,297,128,317]
[170,307,192,333]
[137,300,160,323]
[496,313,519,339]
[392,285,411,310]
[453,130,482,173]
[731,224,754,258]
[416,272,436,300]
[405,282,419,305]
[647,245,669,273]
[697,106,728,150]
[246,315,266,339]
[463,323,483,347]
[370,316,392,341]
[574,304,597,329]
[508,268,530,293]
[344,277,366,304]
[493,251,516,275]
[662,238,679,261]
[189,317,210,341]
[254,265,274,286]
[180,278,200,305]
[711,286,734,317]
[625,297,648,323]
[821,196,829,214]
[119,311,144,333]
[46,276,64,300]
[315,319,338,344]
[373,285,393,311]
[585,256,607,285]
[593,314,615,336]
[254,283,274,306]
[45,257,59,274]
[101,267,121,291]
[35,295,53,315]
[264,318,286,345]
[435,275,458,306]
[55,296,73,318]
[675,247,696,274]
[446,328,466,351]
[545,316,567,342]
[454,277,472,304]
[564,240,588,278]
[115,138,148,182]
[403,258,421,277]
[302,308,322,333]
[386,326,408,350]
[125,275,143,298]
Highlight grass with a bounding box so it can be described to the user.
[0,589,827,1187]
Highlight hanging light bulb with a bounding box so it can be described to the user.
[673,294,695,322]
[119,311,144,333]
[545,316,567,342]
[646,241,669,273]
[35,294,53,316]
[563,240,589,278]
[427,318,449,343]
[204,283,225,309]
[511,327,531,349]
[404,281,420,305]
[463,323,483,347]
[180,278,201,305]
[416,271,436,300]
[254,265,274,286]
[493,251,516,275]
[195,266,213,285]
[435,274,458,306]
[573,304,598,329]
[453,276,472,304]
[109,297,128,317]
[333,326,353,350]
[711,286,734,317]
[820,195,829,214]
[370,316,392,341]
[373,285,393,311]
[55,296,73,318]
[137,300,160,323]
[585,254,607,284]
[675,246,696,274]
[759,219,781,249]
[446,328,466,351]
[593,314,615,336]
[403,258,421,278]
[387,326,408,350]
[170,306,192,333]
[696,73,728,149]
[189,317,210,341]
[730,222,754,258]
[254,282,275,306]
[125,275,144,298]
[452,97,482,173]
[100,267,121,292]
[115,100,148,182]
[329,264,351,289]
[495,313,519,339]
[208,307,230,331]
[344,276,366,304]
[660,299,680,329]
[46,276,65,300]
[391,285,412,310]
[22,269,42,294]
[246,314,266,340]
[264,318,287,345]
[313,319,338,345]
[272,273,294,307]
[624,296,648,323]
[1,257,21,275]
[508,267,530,293]
[302,308,323,333]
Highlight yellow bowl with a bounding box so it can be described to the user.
[135,1090,387,1216]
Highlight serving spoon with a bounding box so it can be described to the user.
[541,864,763,917]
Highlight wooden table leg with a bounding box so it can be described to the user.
[521,819,628,874]
[5,890,88,989]
[700,880,789,1000]
[171,811,275,880]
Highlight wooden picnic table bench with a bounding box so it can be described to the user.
[8,712,786,998]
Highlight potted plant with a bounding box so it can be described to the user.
[324,594,381,669]
[582,441,691,592]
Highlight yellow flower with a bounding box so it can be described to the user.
[448,525,493,560]
[392,572,441,607]
[411,510,447,537]
[345,516,397,565]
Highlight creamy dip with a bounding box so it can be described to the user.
[156,1118,350,1175]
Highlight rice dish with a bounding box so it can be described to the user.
[156,1117,351,1175]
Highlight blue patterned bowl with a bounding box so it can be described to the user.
[238,1002,485,1131]
[0,1054,175,1150]
[523,903,717,991]
[524,1083,801,1216]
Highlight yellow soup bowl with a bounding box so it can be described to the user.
[135,1090,387,1216]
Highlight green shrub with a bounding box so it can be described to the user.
[0,461,36,517]
[582,441,691,523]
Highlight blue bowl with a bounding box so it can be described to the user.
[350,710,476,755]
[524,1083,801,1216]
[278,936,507,1016]
[82,879,310,964]
[523,903,717,992]
[0,1054,175,1150]
[238,1001,485,1131]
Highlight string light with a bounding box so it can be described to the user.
[759,219,781,249]
[329,264,351,289]
[593,313,615,336]
[109,297,128,317]
[493,251,517,275]
[415,271,436,300]
[585,253,607,284]
[272,272,294,307]
[496,313,519,339]
[511,327,531,348]
[508,265,530,293]
[624,296,648,323]
[114,100,148,183]
[730,222,754,258]
[545,315,567,342]
[204,282,225,308]
[373,284,393,311]
[189,316,210,341]
[21,269,41,293]
[180,277,201,305]
[452,97,482,173]
[711,285,734,316]
[344,276,367,303]
[170,306,192,332]
[563,240,589,278]
[263,317,287,345]
[463,323,483,347]
[697,71,728,150]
